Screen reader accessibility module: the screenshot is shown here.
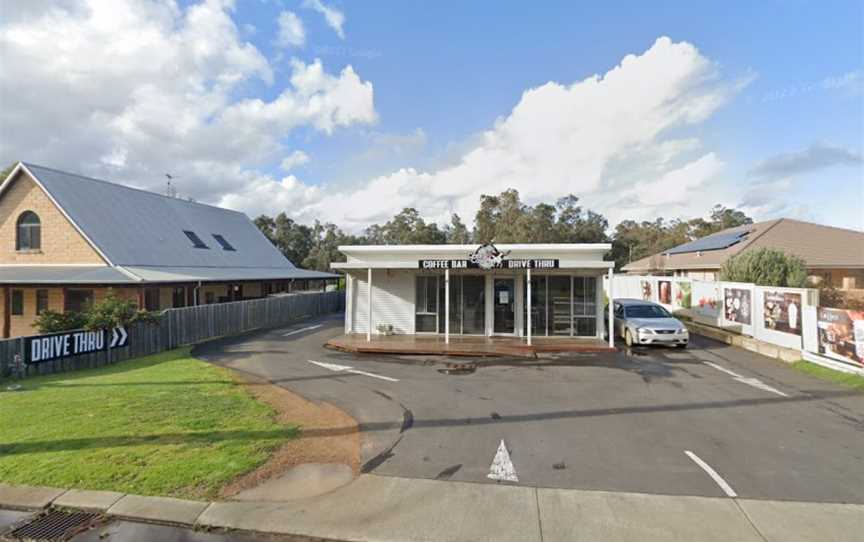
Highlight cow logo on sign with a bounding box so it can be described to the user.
[469,242,511,270]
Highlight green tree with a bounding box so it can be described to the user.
[444,213,472,244]
[363,208,446,244]
[0,162,16,181]
[720,248,808,287]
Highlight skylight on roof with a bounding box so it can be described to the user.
[183,230,209,249]
[212,234,236,251]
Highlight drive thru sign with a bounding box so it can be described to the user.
[25,326,128,364]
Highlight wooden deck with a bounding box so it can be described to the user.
[325,334,616,358]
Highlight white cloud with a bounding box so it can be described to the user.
[303,0,345,39]
[244,36,746,229]
[0,0,375,203]
[277,10,305,47]
[281,150,310,170]
[750,143,863,179]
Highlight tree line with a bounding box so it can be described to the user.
[254,188,753,271]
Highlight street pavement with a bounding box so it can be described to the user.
[195,315,864,505]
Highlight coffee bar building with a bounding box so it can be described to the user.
[331,243,615,350]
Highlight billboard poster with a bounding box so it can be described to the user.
[675,282,692,309]
[724,287,752,325]
[640,280,652,301]
[817,308,864,367]
[694,282,720,318]
[763,291,802,336]
[658,280,672,305]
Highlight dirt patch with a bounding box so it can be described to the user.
[219,371,361,499]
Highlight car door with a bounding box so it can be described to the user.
[614,303,625,337]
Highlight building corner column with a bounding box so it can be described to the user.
[526,269,532,346]
[608,267,614,348]
[367,268,372,342]
[444,269,450,344]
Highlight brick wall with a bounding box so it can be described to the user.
[0,170,106,264]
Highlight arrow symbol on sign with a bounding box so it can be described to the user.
[110,326,128,348]
[487,439,519,483]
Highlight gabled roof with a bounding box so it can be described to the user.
[0,163,335,282]
[622,218,864,272]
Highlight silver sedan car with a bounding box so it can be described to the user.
[606,298,689,348]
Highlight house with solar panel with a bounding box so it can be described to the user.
[622,219,864,289]
[0,162,335,338]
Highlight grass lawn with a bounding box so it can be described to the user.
[0,348,296,500]
[792,360,864,392]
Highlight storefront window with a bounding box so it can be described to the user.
[461,276,486,334]
[549,276,572,336]
[415,276,438,332]
[524,276,548,337]
[573,276,597,337]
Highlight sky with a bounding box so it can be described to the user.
[1,0,862,232]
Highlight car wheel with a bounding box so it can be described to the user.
[624,329,633,347]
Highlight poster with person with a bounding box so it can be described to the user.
[724,287,752,325]
[817,308,864,367]
[763,291,802,336]
[641,280,652,301]
[658,280,672,305]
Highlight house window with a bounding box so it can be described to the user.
[65,289,93,313]
[36,289,49,315]
[16,211,41,250]
[11,290,24,315]
[172,287,186,308]
[205,291,215,304]
[183,230,209,249]
[144,288,160,311]
[212,234,235,251]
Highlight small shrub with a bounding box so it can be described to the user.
[33,310,88,334]
[84,294,159,331]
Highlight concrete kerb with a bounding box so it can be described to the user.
[2,478,864,542]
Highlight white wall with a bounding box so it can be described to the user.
[350,269,415,335]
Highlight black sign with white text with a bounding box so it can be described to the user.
[418,259,559,270]
[25,326,129,364]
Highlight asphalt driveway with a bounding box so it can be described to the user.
[195,315,864,504]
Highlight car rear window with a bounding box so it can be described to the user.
[625,305,671,318]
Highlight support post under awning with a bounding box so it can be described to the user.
[608,267,614,348]
[526,268,532,346]
[367,267,372,342]
[444,268,450,344]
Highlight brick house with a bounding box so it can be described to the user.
[0,162,335,338]
[622,218,864,288]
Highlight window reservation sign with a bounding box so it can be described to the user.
[419,259,559,270]
[25,326,129,364]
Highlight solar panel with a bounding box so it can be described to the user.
[664,230,750,255]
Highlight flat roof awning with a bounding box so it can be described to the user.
[0,266,135,284]
[331,260,614,270]
[0,265,338,284]
[123,266,339,282]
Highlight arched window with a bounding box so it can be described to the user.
[16,211,41,250]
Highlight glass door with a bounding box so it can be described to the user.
[493,278,516,335]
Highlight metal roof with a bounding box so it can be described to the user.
[0,266,134,284]
[123,266,337,283]
[21,163,296,269]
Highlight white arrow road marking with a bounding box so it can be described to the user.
[685,450,737,497]
[702,361,788,397]
[702,361,742,378]
[283,324,322,337]
[487,439,519,483]
[734,377,788,397]
[307,360,399,382]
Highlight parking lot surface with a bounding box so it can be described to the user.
[196,315,864,504]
